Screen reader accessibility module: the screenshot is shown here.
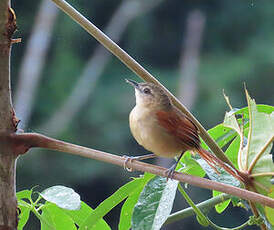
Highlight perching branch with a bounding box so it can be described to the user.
[49,0,233,169]
[3,132,274,209]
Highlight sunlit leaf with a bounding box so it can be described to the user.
[79,177,143,230]
[265,187,274,225]
[181,152,205,177]
[41,203,77,230]
[200,124,237,150]
[17,205,30,230]
[40,186,81,210]
[16,190,32,200]
[132,176,178,230]
[212,190,231,214]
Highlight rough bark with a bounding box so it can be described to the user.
[0,1,18,229]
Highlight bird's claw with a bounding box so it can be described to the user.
[122,155,137,172]
[164,164,177,181]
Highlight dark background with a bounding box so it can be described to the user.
[11,0,273,229]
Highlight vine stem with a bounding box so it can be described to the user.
[165,193,231,225]
[3,132,274,208]
[50,0,234,168]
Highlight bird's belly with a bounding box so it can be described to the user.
[130,108,182,157]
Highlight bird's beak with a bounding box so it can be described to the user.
[125,79,140,90]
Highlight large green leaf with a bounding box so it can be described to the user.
[41,203,77,230]
[119,173,155,230]
[241,91,274,194]
[40,186,81,210]
[79,177,143,230]
[62,202,110,230]
[132,176,178,230]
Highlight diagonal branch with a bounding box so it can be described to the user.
[39,0,162,135]
[50,0,233,169]
[3,132,274,208]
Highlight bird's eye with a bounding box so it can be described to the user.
[143,88,151,94]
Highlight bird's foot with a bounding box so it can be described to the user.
[164,164,177,181]
[122,153,157,172]
[122,155,138,172]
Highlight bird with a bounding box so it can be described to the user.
[125,79,243,181]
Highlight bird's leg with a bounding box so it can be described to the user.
[123,153,156,172]
[164,152,184,180]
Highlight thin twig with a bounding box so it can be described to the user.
[49,0,234,169]
[4,132,274,208]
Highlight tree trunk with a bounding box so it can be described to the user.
[0,1,18,229]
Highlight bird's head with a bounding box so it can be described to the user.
[126,79,172,110]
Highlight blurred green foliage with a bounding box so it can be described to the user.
[12,0,273,229]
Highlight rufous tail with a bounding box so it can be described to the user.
[197,148,245,183]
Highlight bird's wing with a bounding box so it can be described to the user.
[156,109,200,149]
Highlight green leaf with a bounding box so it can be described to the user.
[241,91,274,194]
[212,190,231,214]
[79,177,143,230]
[197,158,241,188]
[132,176,178,230]
[17,205,30,230]
[63,202,110,230]
[225,136,240,169]
[265,187,274,225]
[235,104,274,117]
[223,112,241,136]
[181,152,205,177]
[16,190,32,200]
[40,186,81,210]
[119,173,155,230]
[41,203,77,230]
[200,124,237,150]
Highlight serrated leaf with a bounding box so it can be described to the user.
[41,203,77,230]
[79,177,143,230]
[18,205,30,230]
[119,173,155,230]
[212,191,231,214]
[40,186,81,210]
[132,176,178,230]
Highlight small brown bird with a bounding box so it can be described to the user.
[126,79,241,180]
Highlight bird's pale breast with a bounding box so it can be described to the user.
[129,106,183,157]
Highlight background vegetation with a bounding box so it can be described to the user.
[12,0,273,229]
